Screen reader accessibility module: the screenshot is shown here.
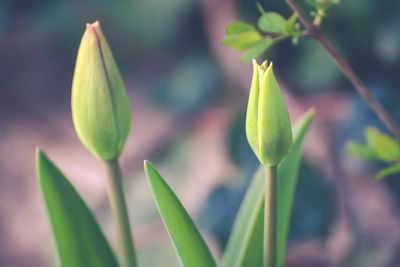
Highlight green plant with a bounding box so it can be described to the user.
[222,0,400,139]
[245,60,293,267]
[38,21,136,267]
[222,0,400,180]
[36,19,314,267]
[347,127,400,179]
[222,109,314,267]
[36,150,119,267]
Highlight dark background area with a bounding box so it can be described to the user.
[1,0,400,266]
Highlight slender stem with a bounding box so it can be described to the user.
[264,165,278,267]
[285,0,400,139]
[104,158,137,267]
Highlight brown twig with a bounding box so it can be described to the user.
[286,0,400,139]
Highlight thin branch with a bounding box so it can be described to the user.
[286,0,400,139]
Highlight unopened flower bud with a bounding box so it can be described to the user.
[71,21,131,160]
[246,60,292,166]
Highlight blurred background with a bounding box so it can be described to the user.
[1,0,400,266]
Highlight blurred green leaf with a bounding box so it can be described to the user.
[365,127,400,162]
[284,13,299,33]
[376,164,400,180]
[36,149,119,267]
[240,37,276,62]
[222,12,302,61]
[222,31,262,51]
[346,141,380,161]
[222,21,263,51]
[144,161,217,267]
[364,127,379,145]
[285,14,303,44]
[222,108,315,267]
[226,21,257,35]
[258,12,286,33]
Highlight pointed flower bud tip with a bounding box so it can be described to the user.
[86,20,100,29]
[71,21,131,160]
[246,59,292,166]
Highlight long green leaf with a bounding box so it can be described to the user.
[222,108,315,267]
[376,163,400,179]
[144,161,217,267]
[221,168,265,267]
[36,149,119,267]
[276,109,315,267]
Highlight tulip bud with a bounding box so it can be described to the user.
[71,21,131,160]
[246,60,292,166]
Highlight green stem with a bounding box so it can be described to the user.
[104,158,137,267]
[264,165,278,267]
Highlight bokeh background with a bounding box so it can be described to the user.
[1,0,400,266]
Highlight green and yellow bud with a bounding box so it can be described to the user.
[71,21,131,160]
[246,60,292,166]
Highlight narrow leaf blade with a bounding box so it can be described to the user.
[221,168,264,267]
[222,108,315,267]
[36,149,119,267]
[144,161,217,267]
[376,164,400,180]
[277,109,315,267]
